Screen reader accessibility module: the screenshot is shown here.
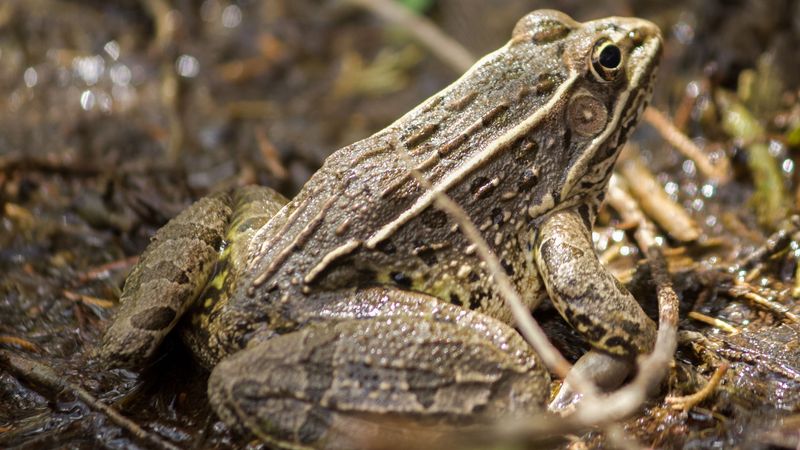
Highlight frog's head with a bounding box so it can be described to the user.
[512,10,662,209]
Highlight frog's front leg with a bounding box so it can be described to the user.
[97,186,287,368]
[208,288,549,450]
[534,208,657,405]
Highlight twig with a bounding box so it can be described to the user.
[687,312,738,334]
[666,363,729,411]
[76,256,139,283]
[255,127,289,181]
[63,290,116,309]
[0,350,181,450]
[606,174,660,251]
[642,106,731,183]
[729,280,800,324]
[619,157,701,243]
[345,0,475,74]
[0,335,41,353]
[738,215,800,270]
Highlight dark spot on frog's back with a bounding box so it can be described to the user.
[391,272,412,288]
[130,306,176,330]
[469,294,483,310]
[491,207,504,225]
[138,259,190,286]
[422,209,448,229]
[500,259,515,275]
[376,240,396,255]
[469,176,489,196]
[518,168,538,192]
[416,246,438,266]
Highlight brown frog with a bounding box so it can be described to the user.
[98,10,662,449]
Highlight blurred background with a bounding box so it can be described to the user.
[2,0,800,448]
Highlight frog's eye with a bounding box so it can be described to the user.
[590,39,623,82]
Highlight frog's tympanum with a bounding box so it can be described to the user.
[98,10,662,449]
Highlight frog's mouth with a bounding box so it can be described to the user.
[559,21,662,203]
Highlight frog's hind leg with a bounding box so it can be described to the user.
[97,186,287,368]
[207,288,549,450]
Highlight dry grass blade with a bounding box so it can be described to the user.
[606,174,659,251]
[643,106,731,183]
[619,157,701,243]
[688,311,739,334]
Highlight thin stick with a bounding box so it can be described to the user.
[666,363,729,411]
[345,0,475,74]
[619,158,701,243]
[0,350,181,450]
[606,174,660,251]
[688,312,738,334]
[643,106,731,183]
[729,280,800,324]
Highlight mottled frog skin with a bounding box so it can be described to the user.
[98,10,662,449]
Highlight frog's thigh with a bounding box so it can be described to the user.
[534,209,656,391]
[98,186,287,368]
[208,290,548,450]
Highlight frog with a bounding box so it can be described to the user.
[97,10,662,449]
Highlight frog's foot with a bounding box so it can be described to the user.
[548,349,631,411]
[97,186,287,368]
[207,289,549,450]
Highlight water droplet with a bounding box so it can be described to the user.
[221,4,242,28]
[72,55,105,86]
[80,90,96,110]
[175,54,200,78]
[768,140,782,157]
[23,67,38,88]
[682,159,696,176]
[104,40,120,60]
[685,81,700,98]
[110,64,132,86]
[611,230,625,242]
[782,158,794,174]
[701,183,715,198]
